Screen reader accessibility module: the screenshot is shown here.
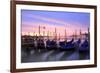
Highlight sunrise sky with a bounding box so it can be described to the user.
[21,10,90,37]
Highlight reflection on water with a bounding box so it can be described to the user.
[21,48,90,63]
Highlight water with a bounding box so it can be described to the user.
[21,36,90,63]
[21,48,90,63]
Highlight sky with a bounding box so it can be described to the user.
[21,10,90,37]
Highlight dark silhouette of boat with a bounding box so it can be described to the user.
[78,39,89,52]
[37,39,45,50]
[74,38,81,48]
[46,39,57,50]
[76,39,81,45]
[59,38,75,51]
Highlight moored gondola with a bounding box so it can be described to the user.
[78,39,89,52]
[37,39,45,51]
[46,39,57,50]
[73,38,81,49]
[59,38,76,51]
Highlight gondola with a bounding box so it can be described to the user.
[78,39,89,52]
[37,39,45,50]
[46,39,57,50]
[74,38,81,48]
[59,38,75,51]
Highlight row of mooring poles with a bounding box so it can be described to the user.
[55,27,57,40]
[38,25,46,36]
[37,25,89,41]
[65,28,67,41]
[37,25,68,41]
[74,28,89,40]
